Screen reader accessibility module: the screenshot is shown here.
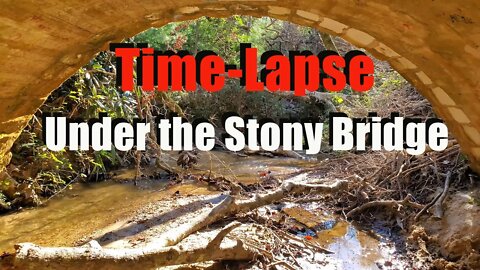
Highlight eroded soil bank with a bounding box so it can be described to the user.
[417,190,480,269]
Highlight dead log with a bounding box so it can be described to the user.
[13,179,346,269]
[151,179,348,247]
[13,222,253,270]
[13,179,347,269]
[235,179,347,212]
[346,194,423,218]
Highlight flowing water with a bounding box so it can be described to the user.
[0,151,405,269]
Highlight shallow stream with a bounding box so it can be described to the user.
[0,151,405,269]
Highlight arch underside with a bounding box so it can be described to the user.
[0,0,479,172]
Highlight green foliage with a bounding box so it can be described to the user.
[134,17,301,64]
[8,51,143,202]
[377,71,406,94]
[331,94,344,105]
[0,179,11,190]
[133,16,332,122]
[7,15,342,210]
[176,78,327,122]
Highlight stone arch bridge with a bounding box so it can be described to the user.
[0,0,479,172]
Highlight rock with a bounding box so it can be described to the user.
[0,192,11,211]
[177,150,199,169]
[17,183,41,207]
[0,170,18,199]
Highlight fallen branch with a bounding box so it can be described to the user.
[237,179,348,213]
[414,192,442,221]
[13,179,347,269]
[13,222,253,270]
[267,260,297,270]
[149,195,235,247]
[432,171,452,219]
[346,194,423,218]
[275,229,334,254]
[417,161,444,218]
[206,221,241,249]
[152,179,348,247]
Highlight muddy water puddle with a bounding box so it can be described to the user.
[282,206,407,269]
[311,221,402,269]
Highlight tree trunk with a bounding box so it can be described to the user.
[14,223,253,270]
[13,179,348,269]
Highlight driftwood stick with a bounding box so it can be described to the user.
[13,222,252,270]
[346,194,423,218]
[206,221,241,249]
[13,179,348,270]
[414,192,442,221]
[432,171,452,219]
[236,179,348,213]
[149,195,235,247]
[151,179,348,248]
[268,260,297,270]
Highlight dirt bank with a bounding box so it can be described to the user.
[418,189,480,269]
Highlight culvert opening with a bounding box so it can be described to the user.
[1,15,479,270]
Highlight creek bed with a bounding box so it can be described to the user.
[0,151,410,269]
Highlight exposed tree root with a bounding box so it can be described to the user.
[13,222,253,270]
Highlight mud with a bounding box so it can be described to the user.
[419,189,480,269]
